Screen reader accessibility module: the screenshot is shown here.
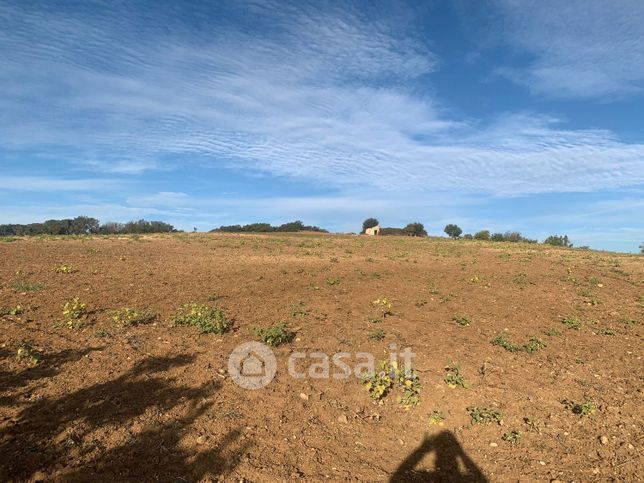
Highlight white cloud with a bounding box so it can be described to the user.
[0,176,121,191]
[0,0,643,197]
[493,0,644,98]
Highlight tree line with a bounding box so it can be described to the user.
[362,218,582,247]
[0,217,176,236]
[211,220,327,233]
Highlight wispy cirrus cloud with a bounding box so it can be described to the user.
[0,0,643,199]
[0,176,121,192]
[492,0,644,99]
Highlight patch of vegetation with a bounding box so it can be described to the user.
[112,307,156,327]
[207,291,222,301]
[170,303,232,334]
[63,297,86,329]
[55,264,74,273]
[563,396,596,416]
[524,417,541,433]
[16,339,42,364]
[502,431,522,444]
[253,321,294,347]
[514,272,529,288]
[427,282,438,294]
[597,327,615,336]
[415,299,428,307]
[467,406,503,425]
[0,305,24,316]
[290,301,308,317]
[363,361,421,409]
[368,316,382,324]
[372,297,393,317]
[94,330,109,338]
[444,361,470,389]
[492,333,546,353]
[562,316,582,330]
[452,314,471,326]
[543,327,562,337]
[428,410,446,426]
[368,328,385,341]
[439,294,454,304]
[10,280,45,292]
[620,318,639,326]
[326,277,340,285]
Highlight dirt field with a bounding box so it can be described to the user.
[0,233,642,482]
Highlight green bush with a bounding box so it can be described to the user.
[170,303,232,334]
[112,308,156,327]
[253,321,294,346]
[467,406,503,425]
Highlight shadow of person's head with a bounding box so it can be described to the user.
[390,431,488,482]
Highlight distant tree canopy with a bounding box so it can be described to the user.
[544,235,573,248]
[474,230,490,240]
[362,218,379,233]
[640,242,644,254]
[99,219,176,234]
[211,220,327,233]
[378,227,406,236]
[444,224,462,238]
[446,227,537,244]
[403,222,427,237]
[0,217,176,236]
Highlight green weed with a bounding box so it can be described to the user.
[368,328,385,341]
[16,339,42,364]
[428,410,446,426]
[170,303,232,334]
[253,321,294,347]
[562,316,582,330]
[563,396,596,416]
[502,431,521,444]
[492,333,546,353]
[467,406,503,425]
[452,314,471,326]
[10,281,45,292]
[112,307,156,327]
[444,361,470,389]
[62,297,86,329]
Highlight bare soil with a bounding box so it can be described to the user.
[0,233,642,482]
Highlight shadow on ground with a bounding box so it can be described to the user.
[0,353,250,481]
[390,431,488,482]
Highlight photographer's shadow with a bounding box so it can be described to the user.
[390,431,488,482]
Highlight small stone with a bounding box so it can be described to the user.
[337,414,348,424]
[196,435,207,445]
[299,393,309,401]
[489,442,498,447]
[627,443,634,450]
[592,468,600,475]
[539,461,546,466]
[600,436,609,445]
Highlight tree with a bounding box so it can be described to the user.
[403,222,427,237]
[362,218,379,234]
[444,224,462,239]
[640,242,644,254]
[544,235,573,248]
[474,230,490,241]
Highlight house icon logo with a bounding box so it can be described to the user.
[228,342,277,389]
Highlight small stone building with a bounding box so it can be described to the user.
[365,224,380,236]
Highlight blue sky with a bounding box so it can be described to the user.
[1,0,643,252]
